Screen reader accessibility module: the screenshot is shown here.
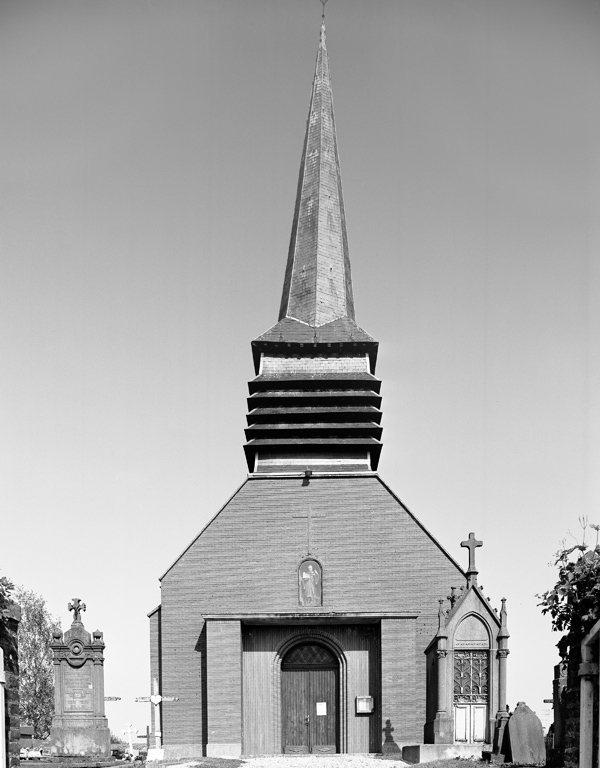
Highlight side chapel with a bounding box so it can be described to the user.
[148,17,509,758]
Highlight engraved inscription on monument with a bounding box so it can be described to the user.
[64,664,93,712]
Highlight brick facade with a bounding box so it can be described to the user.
[381,618,419,746]
[155,475,465,755]
[205,621,242,757]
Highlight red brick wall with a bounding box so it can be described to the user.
[205,621,241,752]
[381,618,420,747]
[156,475,465,749]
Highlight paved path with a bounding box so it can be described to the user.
[241,757,408,768]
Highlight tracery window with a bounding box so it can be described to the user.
[453,650,489,704]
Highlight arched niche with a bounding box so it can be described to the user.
[454,614,491,649]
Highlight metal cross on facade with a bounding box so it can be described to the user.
[68,598,86,623]
[460,532,483,585]
[136,677,179,750]
[293,506,323,555]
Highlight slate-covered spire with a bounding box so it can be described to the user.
[279,21,354,327]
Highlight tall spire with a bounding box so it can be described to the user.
[278,19,355,327]
[244,16,383,476]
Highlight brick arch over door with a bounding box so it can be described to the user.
[271,630,348,754]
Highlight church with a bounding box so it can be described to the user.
[148,18,509,759]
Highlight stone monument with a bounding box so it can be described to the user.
[499,701,546,766]
[48,598,110,756]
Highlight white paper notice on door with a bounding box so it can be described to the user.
[316,702,327,716]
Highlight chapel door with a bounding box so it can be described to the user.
[281,643,338,754]
[454,704,487,743]
[453,650,489,743]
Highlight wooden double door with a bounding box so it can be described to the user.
[281,643,339,754]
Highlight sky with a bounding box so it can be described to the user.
[2,0,600,742]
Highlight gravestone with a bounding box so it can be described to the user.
[503,701,546,766]
[48,598,110,756]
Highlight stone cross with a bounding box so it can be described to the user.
[461,532,483,585]
[136,678,179,749]
[68,598,86,623]
[293,506,323,555]
[122,723,136,754]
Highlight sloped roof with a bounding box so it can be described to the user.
[254,316,376,345]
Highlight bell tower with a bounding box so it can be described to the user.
[244,20,383,476]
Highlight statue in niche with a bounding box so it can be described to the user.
[299,560,322,606]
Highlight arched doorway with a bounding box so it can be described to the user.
[281,642,339,754]
[453,615,491,744]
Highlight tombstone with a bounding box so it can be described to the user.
[502,701,546,766]
[48,598,110,756]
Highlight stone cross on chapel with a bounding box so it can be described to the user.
[461,532,483,586]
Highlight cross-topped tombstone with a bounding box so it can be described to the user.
[136,677,179,759]
[461,532,483,586]
[48,600,110,757]
[293,505,323,555]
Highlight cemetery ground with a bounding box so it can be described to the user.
[131,756,548,768]
[48,756,544,768]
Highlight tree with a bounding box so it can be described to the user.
[14,587,61,739]
[538,518,600,658]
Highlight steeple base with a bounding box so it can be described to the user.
[254,448,372,474]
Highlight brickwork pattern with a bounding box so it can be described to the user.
[381,619,419,747]
[206,621,242,749]
[262,356,368,376]
[157,475,465,750]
